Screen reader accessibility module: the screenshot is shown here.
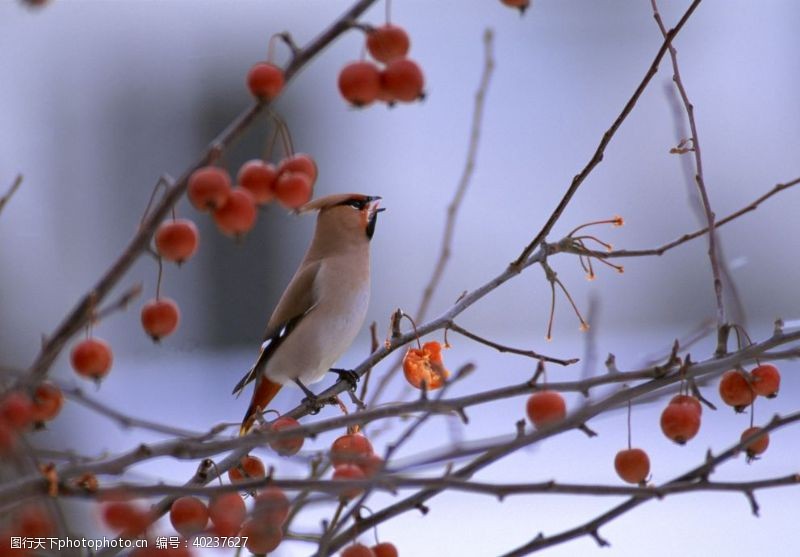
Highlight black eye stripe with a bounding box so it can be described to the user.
[337,198,367,210]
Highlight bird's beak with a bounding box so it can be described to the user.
[366,198,384,240]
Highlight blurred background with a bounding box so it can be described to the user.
[1,0,799,555]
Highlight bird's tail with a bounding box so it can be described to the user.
[239,377,282,436]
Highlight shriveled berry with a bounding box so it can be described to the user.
[614,448,650,484]
[169,496,208,537]
[71,338,113,381]
[247,62,284,100]
[402,341,449,390]
[751,364,780,398]
[338,61,381,106]
[140,298,180,341]
[660,400,701,444]
[155,219,199,263]
[380,58,424,102]
[366,24,410,63]
[268,416,305,456]
[212,187,257,237]
[188,166,231,212]
[526,391,566,428]
[719,370,755,411]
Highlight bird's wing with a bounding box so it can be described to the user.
[231,260,321,397]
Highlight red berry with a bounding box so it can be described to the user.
[366,25,410,63]
[15,505,54,537]
[669,394,702,416]
[102,502,149,536]
[338,61,381,107]
[372,542,398,557]
[277,153,318,185]
[155,219,199,263]
[188,166,231,212]
[140,298,180,342]
[614,448,650,484]
[208,493,246,536]
[719,370,755,411]
[169,496,208,537]
[501,0,530,13]
[273,171,313,209]
[751,364,780,398]
[237,159,277,204]
[660,400,701,444]
[71,338,113,381]
[381,58,424,102]
[253,487,290,526]
[331,433,374,467]
[269,416,305,456]
[0,392,34,430]
[247,62,285,100]
[525,391,566,428]
[332,464,366,500]
[741,426,769,460]
[342,544,376,557]
[357,453,384,477]
[31,382,64,423]
[228,454,266,483]
[212,187,257,237]
[242,519,283,554]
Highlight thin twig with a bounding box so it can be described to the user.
[0,174,22,217]
[511,0,703,269]
[447,322,577,365]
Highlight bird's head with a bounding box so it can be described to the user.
[297,193,384,252]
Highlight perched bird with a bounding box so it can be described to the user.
[233,193,383,434]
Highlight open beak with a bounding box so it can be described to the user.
[366,199,384,240]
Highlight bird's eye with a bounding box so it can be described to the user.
[341,198,367,210]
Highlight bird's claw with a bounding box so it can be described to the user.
[329,368,360,391]
[301,395,323,415]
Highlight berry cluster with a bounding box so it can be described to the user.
[0,383,63,454]
[338,23,424,107]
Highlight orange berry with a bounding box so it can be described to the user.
[187,166,231,212]
[247,62,284,100]
[0,392,34,430]
[357,453,384,478]
[71,338,113,381]
[273,171,313,210]
[102,502,149,536]
[372,542,398,557]
[525,390,567,428]
[660,400,701,444]
[380,58,424,102]
[614,448,650,484]
[338,61,381,107]
[140,298,180,342]
[277,153,318,185]
[741,426,769,460]
[669,394,702,416]
[15,504,54,537]
[155,219,199,264]
[212,187,257,237]
[366,24,410,63]
[268,416,305,456]
[719,370,755,411]
[242,519,283,554]
[253,487,290,526]
[169,496,208,537]
[208,492,246,536]
[402,341,449,390]
[31,382,64,423]
[342,544,376,557]
[228,454,266,483]
[501,0,530,13]
[332,464,366,500]
[751,364,780,398]
[331,433,374,467]
[237,159,277,204]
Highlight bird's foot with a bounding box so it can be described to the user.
[329,368,360,391]
[294,379,324,415]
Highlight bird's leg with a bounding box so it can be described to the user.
[293,378,324,414]
[328,368,360,391]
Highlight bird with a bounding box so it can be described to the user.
[233,193,384,434]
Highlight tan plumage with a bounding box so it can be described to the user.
[234,193,383,434]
